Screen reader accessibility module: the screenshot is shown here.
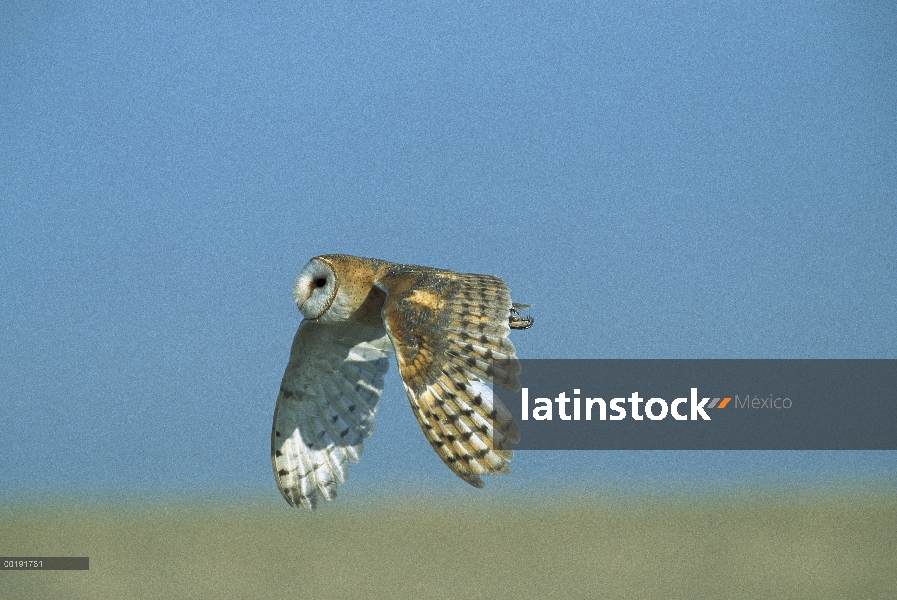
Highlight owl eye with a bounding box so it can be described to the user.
[313,278,327,288]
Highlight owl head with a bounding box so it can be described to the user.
[293,258,338,320]
[292,255,387,323]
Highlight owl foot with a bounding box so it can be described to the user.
[509,307,534,330]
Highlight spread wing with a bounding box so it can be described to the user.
[271,320,393,509]
[376,267,522,488]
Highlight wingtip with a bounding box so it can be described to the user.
[468,476,486,489]
[282,489,319,511]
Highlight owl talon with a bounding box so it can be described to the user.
[509,307,534,330]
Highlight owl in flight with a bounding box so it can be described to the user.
[272,254,533,509]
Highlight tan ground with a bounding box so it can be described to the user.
[2,490,895,599]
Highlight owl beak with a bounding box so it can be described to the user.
[296,283,316,312]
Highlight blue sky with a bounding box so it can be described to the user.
[2,2,895,504]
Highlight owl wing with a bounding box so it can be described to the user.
[272,320,393,509]
[376,267,522,488]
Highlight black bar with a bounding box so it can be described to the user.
[1,557,89,570]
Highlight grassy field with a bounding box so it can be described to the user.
[2,490,895,599]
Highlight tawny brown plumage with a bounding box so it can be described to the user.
[271,254,532,509]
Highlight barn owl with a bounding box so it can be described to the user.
[271,254,533,509]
